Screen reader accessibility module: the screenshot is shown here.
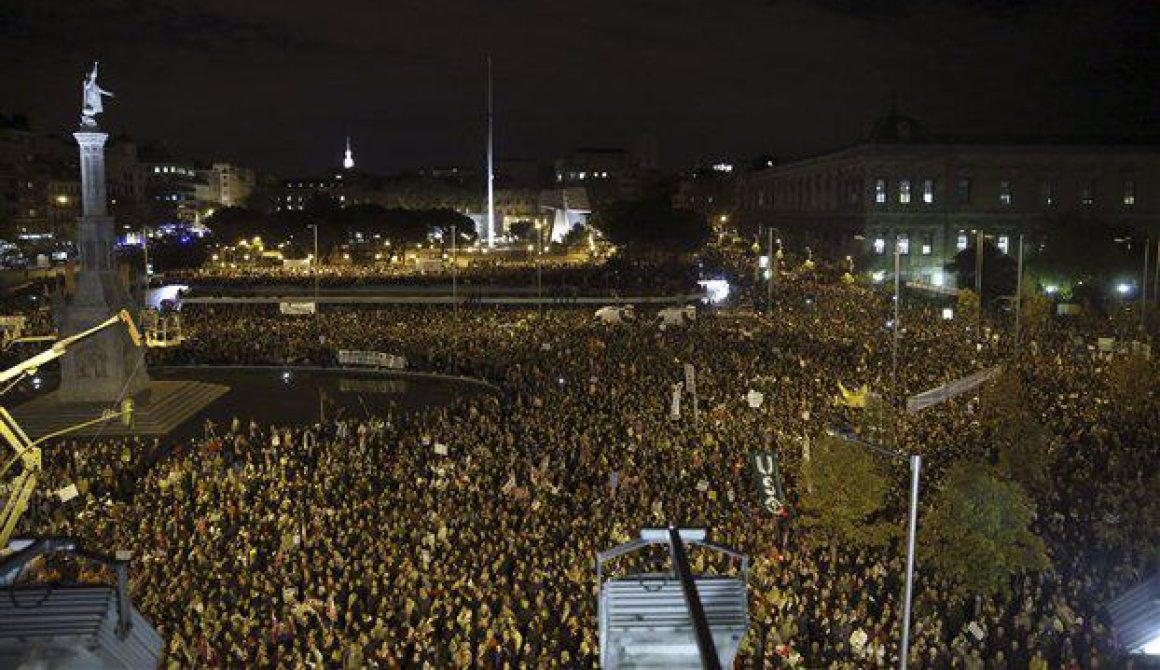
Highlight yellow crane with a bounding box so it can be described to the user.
[0,310,142,551]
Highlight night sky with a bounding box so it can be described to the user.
[4,0,1156,175]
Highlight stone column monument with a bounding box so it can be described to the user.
[57,62,149,402]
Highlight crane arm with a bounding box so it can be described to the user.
[0,310,140,387]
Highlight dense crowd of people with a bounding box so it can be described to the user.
[9,264,1159,668]
[167,257,698,298]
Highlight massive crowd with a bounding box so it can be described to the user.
[10,265,1159,668]
[167,257,697,298]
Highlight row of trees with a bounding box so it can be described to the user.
[590,198,711,255]
[796,378,1052,595]
[204,204,477,257]
[947,212,1149,306]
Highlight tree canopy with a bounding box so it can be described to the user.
[921,463,1048,594]
[797,434,893,546]
[204,204,475,254]
[979,369,1054,495]
[1028,212,1140,294]
[591,198,710,255]
[946,241,1017,307]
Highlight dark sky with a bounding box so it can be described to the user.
[3,0,1156,175]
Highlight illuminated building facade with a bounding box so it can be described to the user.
[736,114,1160,285]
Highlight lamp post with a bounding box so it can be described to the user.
[826,427,922,670]
[1013,234,1024,355]
[892,238,901,393]
[767,226,775,308]
[140,225,150,297]
[1141,237,1149,329]
[451,224,458,371]
[535,221,543,316]
[451,224,458,321]
[307,224,319,303]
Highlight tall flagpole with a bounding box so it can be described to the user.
[485,56,496,248]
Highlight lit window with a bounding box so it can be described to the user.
[922,179,934,204]
[956,178,971,203]
[998,235,1009,254]
[899,180,912,204]
[874,178,887,205]
[999,180,1013,206]
[1081,181,1094,205]
[1040,180,1054,206]
[898,235,909,255]
[922,243,932,255]
[1123,180,1136,206]
[873,238,885,254]
[957,233,968,251]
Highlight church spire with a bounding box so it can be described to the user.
[343,136,354,170]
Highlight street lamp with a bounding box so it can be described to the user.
[534,221,544,315]
[825,426,922,670]
[307,224,319,302]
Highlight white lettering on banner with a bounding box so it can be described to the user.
[337,350,407,370]
[750,450,786,515]
[279,301,316,315]
[906,365,1002,414]
[669,384,682,419]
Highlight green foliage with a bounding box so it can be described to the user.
[561,223,590,249]
[1029,212,1139,291]
[508,220,534,242]
[946,241,1018,307]
[203,206,271,244]
[204,204,475,256]
[798,435,893,546]
[1105,353,1156,418]
[591,198,710,255]
[980,370,1054,495]
[1020,292,1054,338]
[860,395,900,448]
[921,463,1048,594]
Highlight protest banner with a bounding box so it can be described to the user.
[749,450,786,514]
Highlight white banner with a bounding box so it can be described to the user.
[906,365,1002,414]
[746,389,764,408]
[279,301,316,315]
[684,363,696,395]
[670,384,682,419]
[337,350,407,370]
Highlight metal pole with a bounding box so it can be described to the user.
[667,526,723,670]
[451,224,458,320]
[1142,238,1149,328]
[452,224,458,371]
[1014,234,1023,355]
[766,226,774,308]
[1154,238,1160,310]
[899,454,922,670]
[892,240,901,391]
[485,56,495,248]
[311,224,319,303]
[974,229,983,297]
[140,226,150,294]
[537,225,543,316]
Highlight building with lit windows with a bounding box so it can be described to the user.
[196,163,255,209]
[735,114,1160,285]
[553,147,659,207]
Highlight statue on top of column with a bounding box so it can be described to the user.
[80,61,114,128]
